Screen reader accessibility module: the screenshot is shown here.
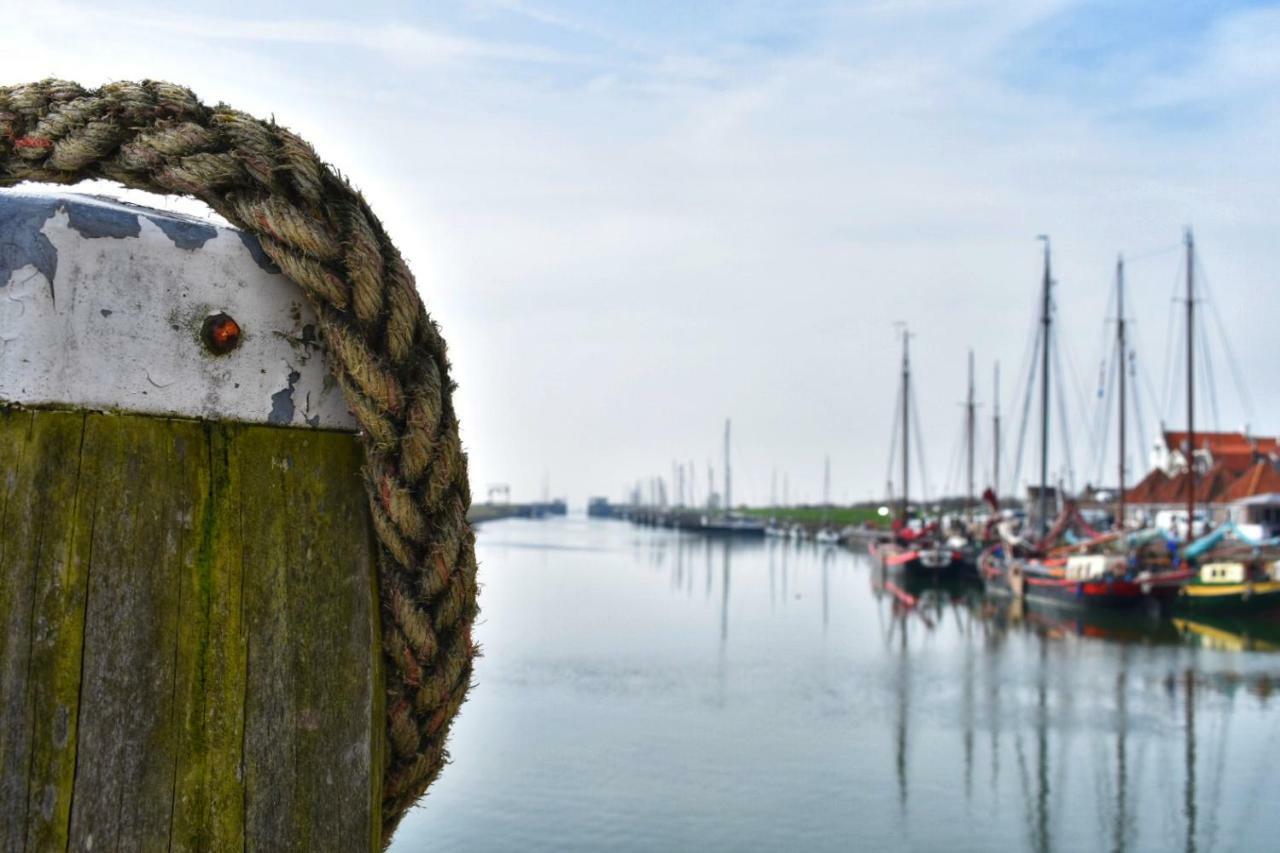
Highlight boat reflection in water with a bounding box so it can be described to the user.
[398,518,1280,853]
[1173,613,1280,653]
[871,560,1280,853]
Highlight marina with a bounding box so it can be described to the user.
[394,515,1280,852]
[604,229,1280,634]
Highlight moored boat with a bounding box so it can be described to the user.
[981,241,1193,610]
[700,513,768,536]
[983,547,1151,609]
[873,326,977,579]
[1175,563,1280,612]
[875,531,973,576]
[814,527,841,545]
[699,419,767,537]
[983,511,1192,610]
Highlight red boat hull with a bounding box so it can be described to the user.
[980,550,1186,610]
[872,541,976,578]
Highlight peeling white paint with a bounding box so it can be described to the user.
[0,192,357,431]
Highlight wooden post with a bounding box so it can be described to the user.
[0,192,382,852]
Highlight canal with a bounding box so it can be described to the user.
[392,516,1280,852]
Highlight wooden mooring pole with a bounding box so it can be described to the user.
[0,192,383,851]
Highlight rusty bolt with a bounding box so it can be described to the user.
[202,312,242,355]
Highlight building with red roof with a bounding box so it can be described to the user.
[1221,460,1280,503]
[1154,430,1279,476]
[1125,432,1280,533]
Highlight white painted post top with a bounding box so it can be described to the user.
[0,191,357,431]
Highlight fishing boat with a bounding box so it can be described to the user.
[876,522,969,573]
[700,514,768,536]
[984,241,1150,608]
[984,240,1192,609]
[1135,230,1280,613]
[813,455,841,544]
[1176,560,1280,612]
[981,508,1184,609]
[871,326,972,577]
[815,527,842,545]
[1170,523,1280,612]
[700,419,767,536]
[983,238,1097,604]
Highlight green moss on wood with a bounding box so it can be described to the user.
[0,409,382,852]
[0,409,36,852]
[69,414,201,848]
[170,421,248,851]
[22,412,92,852]
[0,410,97,851]
[240,426,381,851]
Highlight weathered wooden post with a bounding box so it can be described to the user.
[1,81,480,852]
[0,191,386,850]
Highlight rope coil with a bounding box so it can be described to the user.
[0,79,478,843]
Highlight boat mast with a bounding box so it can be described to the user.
[823,454,831,506]
[966,349,975,525]
[724,418,732,514]
[1116,255,1127,530]
[1184,229,1196,540]
[1038,236,1052,540]
[992,361,1001,502]
[901,327,911,524]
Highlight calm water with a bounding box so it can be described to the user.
[392,516,1280,852]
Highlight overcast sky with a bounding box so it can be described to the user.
[5,0,1280,506]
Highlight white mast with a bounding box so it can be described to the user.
[723,418,732,513]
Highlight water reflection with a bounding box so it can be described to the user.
[1184,670,1197,853]
[396,518,1280,853]
[894,602,909,814]
[869,567,1280,853]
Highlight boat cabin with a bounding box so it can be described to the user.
[1065,554,1125,581]
[1199,562,1247,584]
[1228,492,1280,540]
[1153,509,1211,540]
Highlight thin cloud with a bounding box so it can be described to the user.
[20,2,588,69]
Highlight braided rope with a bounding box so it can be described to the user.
[0,79,477,844]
